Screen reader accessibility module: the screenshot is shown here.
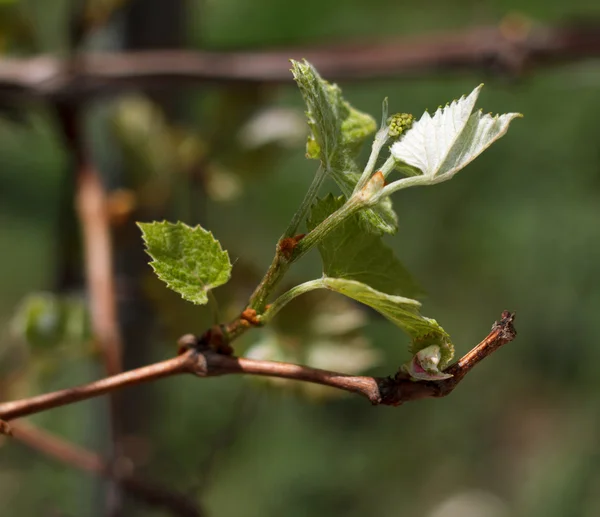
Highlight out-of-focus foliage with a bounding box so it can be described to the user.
[83,0,131,31]
[11,292,90,349]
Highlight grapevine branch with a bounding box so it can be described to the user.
[0,312,516,421]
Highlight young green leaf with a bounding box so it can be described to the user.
[138,221,231,305]
[308,194,422,299]
[291,59,397,234]
[390,85,522,183]
[322,277,454,371]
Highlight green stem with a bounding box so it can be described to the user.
[247,252,291,313]
[378,155,397,179]
[283,165,327,238]
[354,128,389,193]
[248,166,326,313]
[354,98,390,193]
[380,175,429,197]
[247,194,367,313]
[261,279,326,324]
[207,290,220,325]
[291,195,364,262]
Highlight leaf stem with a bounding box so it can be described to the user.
[247,252,291,313]
[380,174,430,197]
[378,155,397,179]
[354,129,390,192]
[207,290,220,325]
[261,278,327,324]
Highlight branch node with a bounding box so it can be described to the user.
[377,374,435,406]
[277,234,305,260]
[198,325,233,355]
[240,308,261,327]
[495,310,517,341]
[0,419,12,436]
[177,334,199,355]
[186,350,209,377]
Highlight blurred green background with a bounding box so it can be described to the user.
[1,0,600,516]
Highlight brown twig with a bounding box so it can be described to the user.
[0,22,597,101]
[10,421,203,517]
[378,311,517,405]
[0,353,190,421]
[0,312,517,420]
[76,161,124,377]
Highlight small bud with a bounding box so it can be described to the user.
[278,237,298,259]
[402,345,453,381]
[387,113,414,138]
[358,171,385,204]
[177,334,198,355]
[0,420,12,436]
[241,308,261,326]
[306,136,321,159]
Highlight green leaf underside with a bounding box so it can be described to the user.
[138,221,231,305]
[322,277,454,369]
[308,194,422,299]
[391,84,522,181]
[291,59,397,234]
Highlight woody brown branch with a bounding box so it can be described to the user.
[378,311,517,405]
[10,422,203,517]
[0,23,597,101]
[0,312,517,420]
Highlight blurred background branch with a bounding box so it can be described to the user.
[0,21,597,101]
[10,421,204,517]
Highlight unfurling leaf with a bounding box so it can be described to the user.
[291,59,397,234]
[138,221,231,305]
[322,278,454,372]
[390,85,522,183]
[308,195,422,299]
[402,345,453,380]
[290,59,376,167]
